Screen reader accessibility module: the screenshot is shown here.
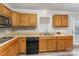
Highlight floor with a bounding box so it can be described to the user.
[18,46,79,56]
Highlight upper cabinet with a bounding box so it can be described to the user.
[53,15,68,27]
[29,14,37,26]
[61,15,68,27]
[20,13,37,27]
[11,11,20,27]
[0,4,11,16]
[0,3,37,27]
[20,13,29,26]
[11,13,37,27]
[53,15,62,27]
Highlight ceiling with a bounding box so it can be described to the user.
[6,3,79,12]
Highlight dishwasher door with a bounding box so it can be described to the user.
[26,37,39,55]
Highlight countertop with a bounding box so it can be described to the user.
[16,34,73,37]
[0,33,73,46]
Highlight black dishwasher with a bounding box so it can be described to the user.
[26,37,39,55]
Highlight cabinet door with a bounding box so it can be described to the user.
[57,37,65,51]
[0,49,9,56]
[15,40,19,55]
[19,37,26,53]
[1,4,10,16]
[39,38,48,52]
[8,44,16,56]
[29,14,37,26]
[48,39,56,51]
[20,14,29,26]
[65,36,73,51]
[53,15,62,27]
[11,11,20,27]
[62,15,68,27]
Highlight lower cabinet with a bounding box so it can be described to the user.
[8,39,19,56]
[0,49,9,56]
[39,36,73,53]
[0,37,19,56]
[57,37,65,51]
[0,36,73,56]
[39,37,48,52]
[18,37,26,53]
[47,37,56,51]
[8,44,16,56]
[65,36,73,51]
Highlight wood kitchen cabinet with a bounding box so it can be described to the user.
[39,37,48,52]
[20,13,37,27]
[53,15,62,27]
[20,13,29,26]
[8,44,16,56]
[1,4,11,16]
[0,37,19,56]
[14,39,19,55]
[47,37,56,51]
[0,3,37,27]
[56,36,65,51]
[39,36,73,53]
[0,49,9,56]
[53,15,68,27]
[18,37,26,53]
[8,39,19,56]
[62,15,68,27]
[29,14,37,26]
[65,36,73,51]
[11,11,20,27]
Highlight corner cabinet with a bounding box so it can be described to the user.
[53,15,68,27]
[0,49,9,56]
[1,4,11,16]
[0,37,19,56]
[11,11,20,27]
[0,3,10,16]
